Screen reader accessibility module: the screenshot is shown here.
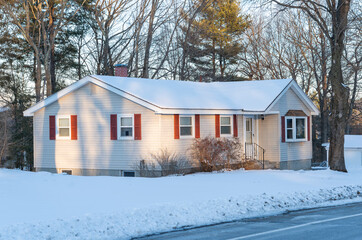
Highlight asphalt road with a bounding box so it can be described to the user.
[136,201,362,240]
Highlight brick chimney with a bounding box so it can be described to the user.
[114,64,128,77]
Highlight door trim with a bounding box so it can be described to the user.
[243,115,258,146]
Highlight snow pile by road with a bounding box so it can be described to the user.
[0,169,361,240]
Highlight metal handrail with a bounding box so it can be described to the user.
[245,142,265,169]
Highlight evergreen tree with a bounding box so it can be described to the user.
[0,23,33,169]
[181,0,249,81]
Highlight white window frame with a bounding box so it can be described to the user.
[118,114,134,140]
[285,116,307,142]
[56,115,71,140]
[220,115,233,137]
[179,115,194,139]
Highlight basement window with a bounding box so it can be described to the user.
[123,171,135,177]
[62,170,72,175]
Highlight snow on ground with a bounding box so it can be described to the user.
[0,169,361,240]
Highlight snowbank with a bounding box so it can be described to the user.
[0,169,361,240]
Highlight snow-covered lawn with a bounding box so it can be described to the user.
[0,169,361,240]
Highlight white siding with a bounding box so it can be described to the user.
[34,83,160,171]
[271,87,313,162]
[258,114,280,163]
[157,114,238,160]
[33,84,242,172]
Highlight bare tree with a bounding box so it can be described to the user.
[93,0,130,75]
[270,0,352,172]
[141,0,159,78]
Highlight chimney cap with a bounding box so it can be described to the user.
[114,64,128,67]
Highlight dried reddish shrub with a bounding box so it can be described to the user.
[189,137,242,172]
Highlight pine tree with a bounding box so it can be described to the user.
[181,0,249,81]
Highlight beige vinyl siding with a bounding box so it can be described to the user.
[34,83,160,171]
[158,114,195,158]
[34,84,243,172]
[157,114,239,160]
[258,114,280,163]
[270,87,312,163]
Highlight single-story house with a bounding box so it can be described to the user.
[24,65,319,176]
[323,135,362,171]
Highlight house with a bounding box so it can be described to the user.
[323,135,362,171]
[23,65,319,176]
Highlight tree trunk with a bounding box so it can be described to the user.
[45,64,52,97]
[103,29,110,75]
[49,1,56,92]
[212,39,216,80]
[77,44,82,80]
[346,54,360,133]
[134,27,140,77]
[35,52,42,102]
[142,0,158,78]
[328,0,351,172]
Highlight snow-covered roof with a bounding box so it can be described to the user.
[345,135,362,149]
[93,76,291,111]
[323,135,362,149]
[24,75,319,116]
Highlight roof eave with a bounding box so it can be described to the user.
[23,77,92,117]
[264,80,320,115]
[23,76,164,117]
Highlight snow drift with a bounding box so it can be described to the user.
[0,169,361,240]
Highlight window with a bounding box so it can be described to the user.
[220,116,232,135]
[285,117,307,141]
[123,171,135,177]
[57,115,71,139]
[61,170,72,175]
[180,116,193,137]
[118,114,133,139]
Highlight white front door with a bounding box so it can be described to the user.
[245,117,254,144]
[244,116,258,160]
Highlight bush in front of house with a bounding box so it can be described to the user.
[137,148,194,177]
[189,136,242,172]
[151,148,193,176]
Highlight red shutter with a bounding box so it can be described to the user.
[215,114,220,138]
[174,114,179,139]
[134,114,142,140]
[281,116,285,142]
[49,115,56,140]
[110,114,117,140]
[195,114,200,138]
[71,115,78,140]
[233,114,238,137]
[307,116,311,141]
